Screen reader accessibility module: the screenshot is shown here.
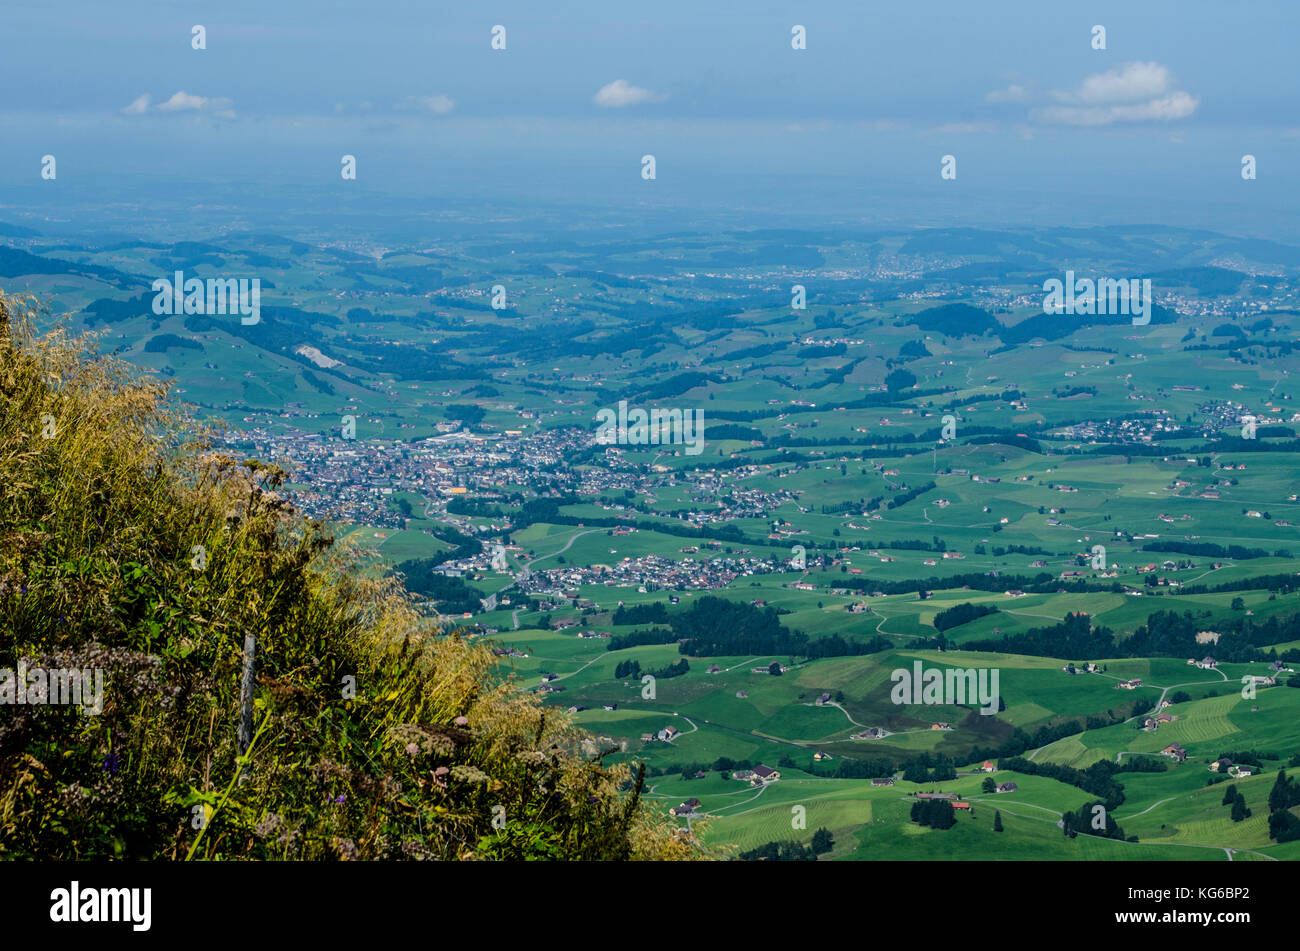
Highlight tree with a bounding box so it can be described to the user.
[1269,770,1295,813]
[1223,783,1238,806]
[993,810,1004,832]
[982,776,997,794]
[811,827,834,854]
[1231,798,1250,822]
[885,368,917,393]
[1231,597,1246,611]
[768,661,783,677]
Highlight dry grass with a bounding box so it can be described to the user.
[0,291,698,861]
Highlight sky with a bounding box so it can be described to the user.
[3,0,1299,237]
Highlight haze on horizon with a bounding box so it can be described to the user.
[2,0,1299,239]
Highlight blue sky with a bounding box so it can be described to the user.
[3,0,1299,235]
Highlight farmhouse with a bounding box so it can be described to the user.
[870,777,895,787]
[670,798,701,817]
[930,722,951,731]
[751,765,781,784]
[1161,743,1187,762]
[813,751,833,762]
[980,761,996,773]
[995,783,1018,794]
[707,664,722,674]
[915,792,956,800]
[656,726,680,741]
[1116,679,1142,690]
[732,769,756,781]
[953,801,971,811]
[815,693,832,706]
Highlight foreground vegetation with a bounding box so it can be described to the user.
[0,292,694,860]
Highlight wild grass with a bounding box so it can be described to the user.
[0,292,696,861]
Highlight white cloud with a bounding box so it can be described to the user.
[931,121,998,135]
[1032,91,1198,127]
[593,79,666,108]
[122,91,234,118]
[986,84,1029,104]
[401,95,455,115]
[157,91,209,112]
[1023,62,1197,126]
[1058,62,1172,104]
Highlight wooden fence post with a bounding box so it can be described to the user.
[238,634,256,757]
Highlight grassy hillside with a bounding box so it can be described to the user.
[0,292,693,861]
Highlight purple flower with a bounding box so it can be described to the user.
[102,752,119,774]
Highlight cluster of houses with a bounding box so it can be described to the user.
[1063,662,1102,674]
[913,792,972,810]
[1209,757,1254,778]
[670,798,701,818]
[852,727,888,739]
[1188,656,1218,669]
[1142,712,1175,731]
[1116,678,1143,690]
[732,765,781,786]
[640,725,680,743]
[1161,743,1187,762]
